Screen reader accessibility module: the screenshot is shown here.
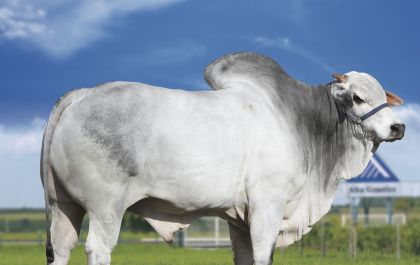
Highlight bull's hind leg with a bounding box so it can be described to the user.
[50,202,85,265]
[85,204,125,265]
[228,222,253,265]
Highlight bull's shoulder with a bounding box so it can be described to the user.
[204,52,295,91]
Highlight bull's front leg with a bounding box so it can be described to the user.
[248,199,283,265]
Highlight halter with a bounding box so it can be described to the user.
[360,103,389,121]
[343,102,389,145]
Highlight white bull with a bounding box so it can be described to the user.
[41,52,405,265]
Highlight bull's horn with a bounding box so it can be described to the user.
[332,73,348,83]
[386,91,404,106]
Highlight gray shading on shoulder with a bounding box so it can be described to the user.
[80,88,145,177]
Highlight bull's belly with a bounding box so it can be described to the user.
[128,161,242,212]
[51,143,242,212]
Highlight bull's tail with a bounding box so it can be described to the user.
[40,88,90,264]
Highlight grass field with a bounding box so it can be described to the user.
[1,243,420,265]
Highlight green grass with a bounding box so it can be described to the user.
[0,231,160,242]
[0,232,46,241]
[1,244,420,265]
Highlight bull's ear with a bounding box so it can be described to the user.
[331,73,353,108]
[331,84,354,109]
[332,73,348,83]
[386,91,404,106]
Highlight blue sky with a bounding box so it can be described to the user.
[0,0,419,207]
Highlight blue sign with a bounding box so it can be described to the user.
[347,155,399,183]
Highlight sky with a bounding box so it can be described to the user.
[0,0,419,208]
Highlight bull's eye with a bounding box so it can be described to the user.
[353,94,365,104]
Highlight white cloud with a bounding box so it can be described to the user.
[254,36,292,49]
[253,35,335,74]
[391,103,420,130]
[378,103,420,181]
[0,117,45,156]
[0,2,46,39]
[0,0,185,59]
[0,118,46,208]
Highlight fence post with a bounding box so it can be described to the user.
[321,219,326,258]
[385,197,393,225]
[396,223,400,263]
[351,197,359,224]
[354,227,357,258]
[300,237,304,257]
[214,217,219,247]
[349,226,357,258]
[154,231,159,243]
[349,227,352,258]
[38,230,42,247]
[177,229,185,247]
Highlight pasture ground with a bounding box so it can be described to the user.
[1,243,419,265]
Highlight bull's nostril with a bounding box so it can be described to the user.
[391,124,400,134]
[391,124,405,137]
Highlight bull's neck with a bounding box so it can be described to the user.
[274,84,373,194]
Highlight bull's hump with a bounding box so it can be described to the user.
[204,52,293,91]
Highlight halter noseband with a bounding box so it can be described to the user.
[360,103,389,121]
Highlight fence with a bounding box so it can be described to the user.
[341,213,407,227]
[1,211,420,259]
[181,217,230,248]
